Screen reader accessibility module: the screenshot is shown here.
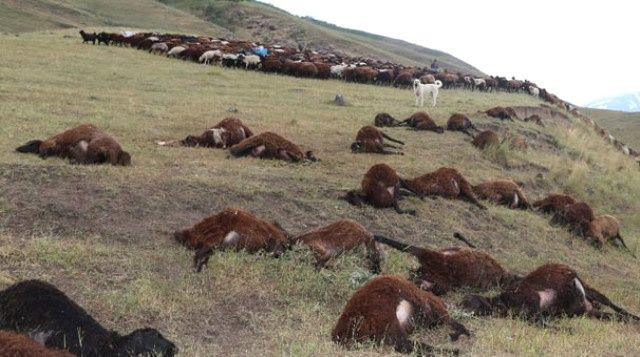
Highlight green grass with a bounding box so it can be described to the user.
[1,30,640,356]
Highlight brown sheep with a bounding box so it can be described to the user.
[344,163,417,215]
[0,331,74,357]
[586,215,635,256]
[374,112,400,127]
[472,130,500,149]
[484,106,516,121]
[393,72,414,87]
[157,117,253,148]
[229,132,316,162]
[291,219,382,273]
[296,62,318,78]
[551,202,595,236]
[15,124,131,166]
[400,167,486,209]
[462,263,640,322]
[446,113,477,137]
[174,207,289,272]
[507,135,529,150]
[472,179,531,209]
[313,62,331,79]
[524,114,545,127]
[351,126,404,155]
[373,234,516,295]
[331,275,470,355]
[395,112,444,133]
[532,193,577,214]
[420,74,436,84]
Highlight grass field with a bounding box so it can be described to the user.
[1,30,640,356]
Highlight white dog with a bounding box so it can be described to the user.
[413,78,443,107]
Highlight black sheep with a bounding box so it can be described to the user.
[0,280,178,357]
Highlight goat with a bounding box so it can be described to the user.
[446,113,477,137]
[374,112,400,127]
[291,219,382,273]
[331,275,470,355]
[157,117,253,148]
[462,263,640,322]
[174,207,289,272]
[586,215,635,256]
[0,280,177,356]
[532,193,577,214]
[472,130,500,149]
[373,234,516,295]
[413,79,442,107]
[351,126,404,155]
[15,124,131,166]
[229,132,316,162]
[400,167,487,209]
[472,179,531,209]
[0,330,73,357]
[395,112,444,133]
[343,163,417,215]
[79,30,97,44]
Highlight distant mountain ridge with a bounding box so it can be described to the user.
[586,92,640,112]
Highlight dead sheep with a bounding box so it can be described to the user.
[174,207,289,272]
[400,167,486,209]
[331,275,470,355]
[343,163,418,215]
[291,219,382,273]
[229,132,316,162]
[472,179,531,209]
[373,234,517,295]
[351,125,404,155]
[462,263,640,322]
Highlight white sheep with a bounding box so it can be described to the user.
[149,42,168,55]
[528,85,540,97]
[199,50,222,64]
[330,64,348,78]
[167,46,187,58]
[243,54,261,69]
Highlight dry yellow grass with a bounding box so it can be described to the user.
[0,30,639,356]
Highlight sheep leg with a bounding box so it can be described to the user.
[193,247,214,273]
[615,234,636,258]
[383,143,403,150]
[381,132,405,145]
[585,285,640,321]
[365,239,382,274]
[448,319,471,341]
[393,201,416,216]
[381,149,404,155]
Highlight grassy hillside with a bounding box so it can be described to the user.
[0,0,226,35]
[582,107,640,148]
[158,0,482,75]
[1,30,640,356]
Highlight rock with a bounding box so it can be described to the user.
[334,94,346,106]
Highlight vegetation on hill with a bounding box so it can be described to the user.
[582,108,640,148]
[1,29,639,356]
[0,0,226,35]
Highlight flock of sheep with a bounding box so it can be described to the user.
[1,30,638,357]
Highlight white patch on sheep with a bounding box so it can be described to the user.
[396,300,413,330]
[537,289,557,310]
[27,330,53,345]
[223,231,240,245]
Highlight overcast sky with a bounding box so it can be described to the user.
[262,0,638,105]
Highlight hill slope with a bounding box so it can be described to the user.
[158,0,483,75]
[582,107,640,148]
[1,29,639,356]
[0,0,227,35]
